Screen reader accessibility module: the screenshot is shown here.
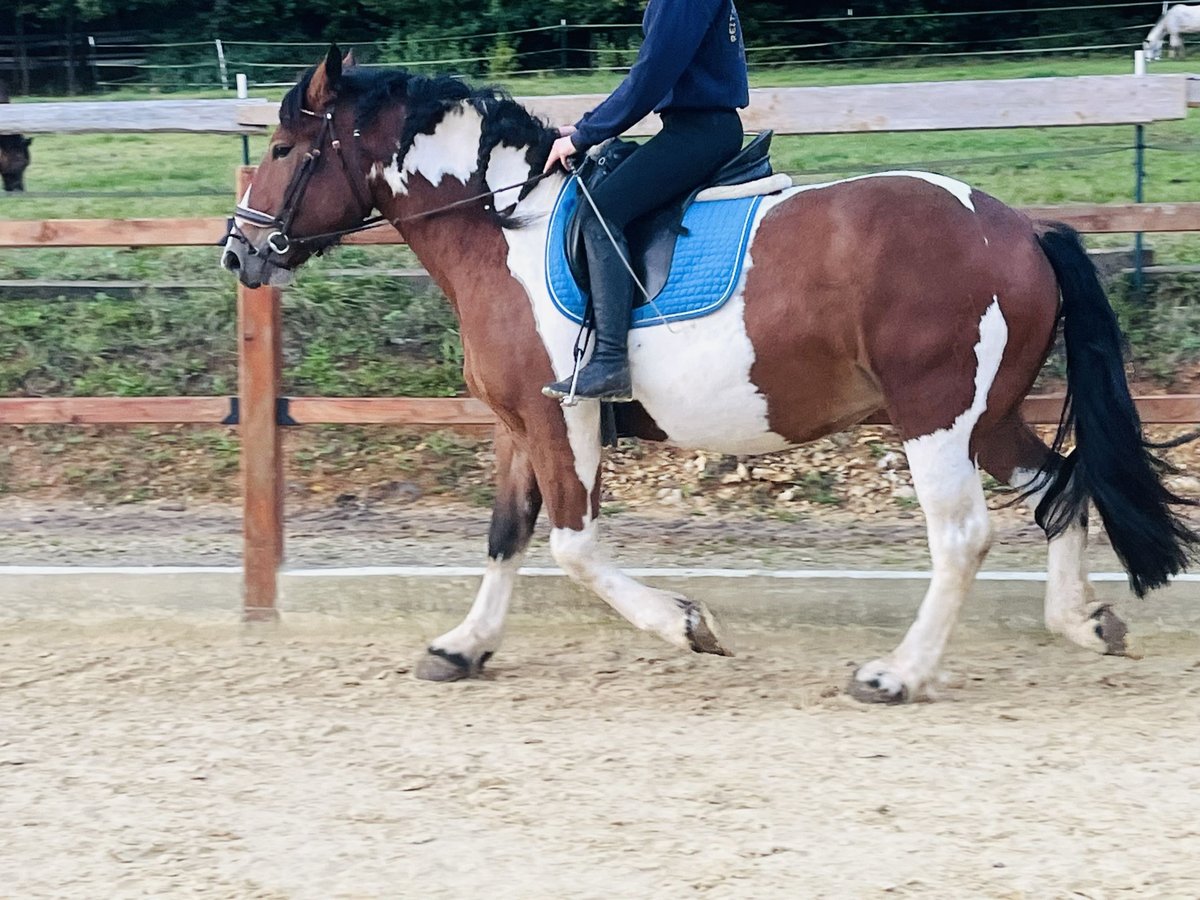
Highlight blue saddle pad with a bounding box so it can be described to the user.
[545,177,765,329]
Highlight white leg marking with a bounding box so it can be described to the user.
[550,522,722,652]
[852,299,1006,701]
[1012,466,1109,653]
[428,555,522,661]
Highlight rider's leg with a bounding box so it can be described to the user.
[544,108,744,402]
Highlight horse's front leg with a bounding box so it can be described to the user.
[416,426,541,681]
[538,404,733,657]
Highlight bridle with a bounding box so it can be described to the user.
[230,105,384,259]
[228,103,553,264]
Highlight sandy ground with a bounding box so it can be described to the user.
[0,496,1124,571]
[2,611,1199,899]
[3,496,1199,898]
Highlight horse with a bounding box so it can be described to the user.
[0,81,32,192]
[221,47,1197,704]
[1144,4,1200,59]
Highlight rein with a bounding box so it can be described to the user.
[230,104,552,259]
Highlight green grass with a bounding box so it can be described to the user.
[0,55,1198,405]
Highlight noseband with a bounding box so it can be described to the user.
[230,106,384,260]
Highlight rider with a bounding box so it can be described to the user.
[542,0,750,403]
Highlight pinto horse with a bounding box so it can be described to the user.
[221,48,1197,703]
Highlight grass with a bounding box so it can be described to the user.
[1,55,1200,503]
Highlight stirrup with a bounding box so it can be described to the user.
[542,368,633,404]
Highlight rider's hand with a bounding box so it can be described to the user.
[544,134,578,174]
[556,124,577,138]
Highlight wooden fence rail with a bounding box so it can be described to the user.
[3,74,1200,617]
[4,184,1200,616]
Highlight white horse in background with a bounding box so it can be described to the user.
[1145,4,1200,59]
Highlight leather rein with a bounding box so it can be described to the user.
[229,105,551,262]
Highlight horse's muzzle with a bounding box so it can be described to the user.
[220,234,293,289]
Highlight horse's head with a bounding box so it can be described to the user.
[222,45,376,288]
[1144,37,1164,61]
[0,134,31,192]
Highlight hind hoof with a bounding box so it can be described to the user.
[848,661,912,704]
[678,599,734,657]
[415,648,484,682]
[1091,605,1129,656]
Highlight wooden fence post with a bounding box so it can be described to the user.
[236,165,284,622]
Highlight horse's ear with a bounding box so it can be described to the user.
[342,48,357,69]
[305,43,343,110]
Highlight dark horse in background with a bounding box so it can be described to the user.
[222,48,1197,703]
[0,81,32,192]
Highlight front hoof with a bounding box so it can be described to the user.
[848,661,911,705]
[414,648,490,682]
[1091,605,1129,656]
[678,599,734,657]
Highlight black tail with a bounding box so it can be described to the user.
[1033,222,1197,596]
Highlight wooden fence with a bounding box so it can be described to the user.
[4,74,1200,617]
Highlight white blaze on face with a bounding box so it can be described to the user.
[379,101,485,197]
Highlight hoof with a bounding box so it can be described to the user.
[1091,605,1129,656]
[848,661,911,705]
[677,599,734,657]
[414,648,490,682]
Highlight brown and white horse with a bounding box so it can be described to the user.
[0,81,32,193]
[221,49,1197,703]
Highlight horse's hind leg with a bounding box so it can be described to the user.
[976,415,1128,656]
[850,300,1012,703]
[415,427,542,681]
[850,416,993,703]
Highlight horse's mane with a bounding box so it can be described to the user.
[282,65,555,225]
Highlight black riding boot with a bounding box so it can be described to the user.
[543,227,634,403]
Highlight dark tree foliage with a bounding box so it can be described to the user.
[4,0,1161,91]
[7,0,1157,42]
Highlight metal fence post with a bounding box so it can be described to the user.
[236,165,284,621]
[1134,50,1148,292]
[215,39,230,91]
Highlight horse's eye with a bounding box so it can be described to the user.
[272,144,293,160]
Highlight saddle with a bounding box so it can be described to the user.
[564,130,785,305]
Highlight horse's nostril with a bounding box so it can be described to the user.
[222,250,241,271]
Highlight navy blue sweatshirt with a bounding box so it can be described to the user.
[571,0,750,150]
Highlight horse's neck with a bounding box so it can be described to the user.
[1149,18,1168,41]
[397,174,559,311]
[368,100,562,336]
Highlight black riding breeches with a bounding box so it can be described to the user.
[584,107,745,230]
[578,108,744,321]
